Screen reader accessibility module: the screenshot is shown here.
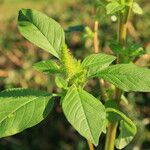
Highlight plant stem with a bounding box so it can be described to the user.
[104,1,133,150]
[87,140,94,150]
[93,20,108,101]
[116,0,133,103]
[104,122,118,150]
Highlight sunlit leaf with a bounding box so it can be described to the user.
[62,86,106,146]
[18,9,65,58]
[0,88,53,137]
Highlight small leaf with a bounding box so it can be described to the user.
[106,2,125,14]
[115,120,137,149]
[55,76,68,89]
[82,53,116,68]
[62,86,106,146]
[95,63,150,92]
[132,2,143,15]
[33,60,62,74]
[0,88,53,137]
[18,9,65,58]
[84,26,94,39]
[81,53,116,77]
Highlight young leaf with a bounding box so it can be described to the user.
[132,2,143,15]
[0,88,54,137]
[18,9,65,58]
[62,86,106,146]
[106,2,125,15]
[81,53,116,77]
[115,120,137,149]
[33,60,62,74]
[95,63,150,92]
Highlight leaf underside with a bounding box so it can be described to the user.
[0,88,53,138]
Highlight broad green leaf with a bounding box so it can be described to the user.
[106,108,137,149]
[106,2,125,14]
[95,63,150,92]
[115,120,137,149]
[132,2,143,15]
[18,9,65,58]
[81,53,116,77]
[33,60,62,74]
[0,88,53,137]
[62,86,106,146]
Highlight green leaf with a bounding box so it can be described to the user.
[33,60,62,74]
[18,9,65,58]
[55,76,68,89]
[84,26,94,39]
[106,108,137,149]
[115,120,137,149]
[62,86,106,146]
[106,2,125,14]
[105,100,120,123]
[0,88,53,137]
[132,2,143,15]
[81,53,116,77]
[95,63,150,92]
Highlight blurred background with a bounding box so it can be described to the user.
[0,0,150,149]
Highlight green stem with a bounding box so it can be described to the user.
[104,122,118,150]
[104,1,133,150]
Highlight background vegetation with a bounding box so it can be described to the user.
[0,0,149,149]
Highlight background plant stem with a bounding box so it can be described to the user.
[104,0,134,150]
[94,20,99,53]
[93,20,108,101]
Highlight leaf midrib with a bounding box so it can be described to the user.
[77,89,95,144]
